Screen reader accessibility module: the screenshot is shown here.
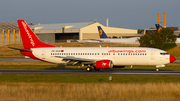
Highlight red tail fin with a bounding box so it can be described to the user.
[18,20,55,49]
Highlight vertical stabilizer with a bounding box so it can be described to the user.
[18,20,55,49]
[97,26,108,38]
[155,24,163,32]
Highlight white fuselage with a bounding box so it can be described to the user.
[31,47,170,66]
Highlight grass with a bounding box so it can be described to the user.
[161,43,177,51]
[0,74,180,83]
[167,45,180,59]
[0,82,180,101]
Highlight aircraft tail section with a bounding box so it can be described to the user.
[97,26,108,38]
[155,24,163,32]
[18,20,55,49]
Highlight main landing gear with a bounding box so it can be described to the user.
[86,66,100,72]
[86,66,92,72]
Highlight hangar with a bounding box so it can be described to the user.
[31,20,138,43]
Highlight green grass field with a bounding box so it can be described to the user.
[0,74,180,83]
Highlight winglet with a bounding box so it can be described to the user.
[97,26,108,38]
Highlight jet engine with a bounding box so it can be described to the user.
[95,60,113,69]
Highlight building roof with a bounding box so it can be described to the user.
[0,21,19,32]
[31,22,95,30]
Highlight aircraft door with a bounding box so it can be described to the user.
[150,51,155,60]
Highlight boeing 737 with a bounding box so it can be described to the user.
[8,20,176,72]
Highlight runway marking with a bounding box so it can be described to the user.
[112,73,180,75]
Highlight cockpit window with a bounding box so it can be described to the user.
[160,53,169,55]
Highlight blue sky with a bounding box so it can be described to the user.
[0,0,179,29]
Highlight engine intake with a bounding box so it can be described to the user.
[95,60,113,69]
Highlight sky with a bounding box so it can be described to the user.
[0,0,180,29]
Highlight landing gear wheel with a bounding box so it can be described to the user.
[156,68,159,72]
[86,66,92,72]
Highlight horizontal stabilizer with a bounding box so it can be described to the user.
[7,47,32,52]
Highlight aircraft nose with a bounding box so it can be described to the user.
[170,55,176,63]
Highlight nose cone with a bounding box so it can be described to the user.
[170,55,176,63]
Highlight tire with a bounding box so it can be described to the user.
[86,66,92,72]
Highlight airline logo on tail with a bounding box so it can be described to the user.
[18,20,55,49]
[155,24,163,33]
[22,21,35,46]
[97,26,108,38]
[99,29,103,36]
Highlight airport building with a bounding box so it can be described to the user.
[31,20,139,43]
[0,21,21,46]
[0,20,139,46]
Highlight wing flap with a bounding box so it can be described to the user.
[54,56,95,65]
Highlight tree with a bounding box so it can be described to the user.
[177,34,180,38]
[158,28,176,43]
[138,33,164,48]
[138,28,177,49]
[138,29,144,34]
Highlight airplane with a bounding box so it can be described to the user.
[78,26,140,44]
[96,26,140,44]
[8,20,176,72]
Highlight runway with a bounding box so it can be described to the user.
[1,69,180,75]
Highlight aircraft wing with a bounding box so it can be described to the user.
[54,56,95,65]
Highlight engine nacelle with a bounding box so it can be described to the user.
[95,60,113,69]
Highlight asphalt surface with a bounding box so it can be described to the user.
[0,69,180,75]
